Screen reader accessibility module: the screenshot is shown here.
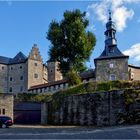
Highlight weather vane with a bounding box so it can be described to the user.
[108,9,112,21]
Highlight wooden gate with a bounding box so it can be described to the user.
[14,102,41,124]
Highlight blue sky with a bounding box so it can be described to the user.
[0,0,140,68]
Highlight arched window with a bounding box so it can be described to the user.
[110,74,116,81]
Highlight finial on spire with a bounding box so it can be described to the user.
[108,10,112,21]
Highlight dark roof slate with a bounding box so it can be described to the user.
[0,52,27,64]
[94,46,129,61]
[0,56,12,64]
[128,64,140,69]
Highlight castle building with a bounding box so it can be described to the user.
[94,12,129,81]
[0,44,62,94]
[1,12,140,94]
[28,12,140,94]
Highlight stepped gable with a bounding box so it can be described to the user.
[28,44,43,62]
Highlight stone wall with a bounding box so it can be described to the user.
[42,89,140,126]
[47,61,63,82]
[27,59,44,89]
[0,94,13,119]
[0,63,28,94]
[0,64,8,93]
[8,63,28,93]
[128,65,140,81]
[95,58,129,81]
[27,46,44,89]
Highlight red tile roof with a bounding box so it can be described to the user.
[29,70,95,90]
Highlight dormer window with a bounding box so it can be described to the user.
[19,58,22,61]
[109,47,114,53]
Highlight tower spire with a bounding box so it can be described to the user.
[104,11,117,48]
[109,10,112,21]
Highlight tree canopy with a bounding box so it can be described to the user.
[47,9,96,75]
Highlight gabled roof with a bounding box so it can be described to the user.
[0,52,27,65]
[10,52,27,64]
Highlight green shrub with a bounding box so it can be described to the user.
[96,81,111,91]
[51,80,140,100]
[131,81,140,89]
[15,80,140,104]
[66,70,82,86]
[14,93,53,102]
[123,89,140,105]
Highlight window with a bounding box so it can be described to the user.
[131,72,134,81]
[109,63,114,68]
[48,87,51,91]
[109,47,114,53]
[113,32,115,37]
[2,66,4,70]
[2,109,5,115]
[5,77,7,81]
[10,77,13,81]
[34,73,38,78]
[20,66,22,69]
[109,31,112,37]
[20,86,23,92]
[110,74,116,81]
[9,87,12,92]
[34,63,38,66]
[50,70,53,72]
[20,76,23,80]
[10,67,13,70]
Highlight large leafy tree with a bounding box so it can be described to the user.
[47,9,96,75]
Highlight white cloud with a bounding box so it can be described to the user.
[123,43,140,61]
[113,6,134,31]
[86,0,139,32]
[87,25,96,31]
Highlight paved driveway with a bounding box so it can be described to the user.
[0,124,139,139]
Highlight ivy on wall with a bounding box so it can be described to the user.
[14,80,140,102]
